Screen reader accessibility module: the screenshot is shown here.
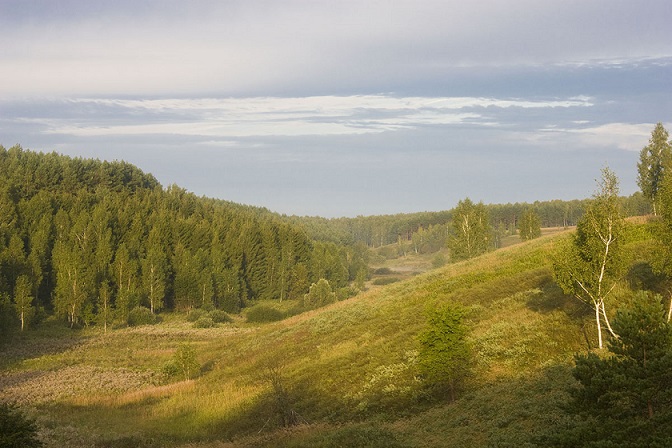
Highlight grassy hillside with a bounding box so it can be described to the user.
[1,229,615,447]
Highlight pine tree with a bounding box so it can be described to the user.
[561,292,672,447]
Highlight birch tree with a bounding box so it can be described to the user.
[13,275,34,331]
[637,122,671,216]
[448,198,490,261]
[553,167,625,349]
[652,154,672,321]
[519,208,542,241]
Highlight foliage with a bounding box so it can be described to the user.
[418,303,471,401]
[294,423,406,448]
[553,167,625,348]
[372,277,400,286]
[166,343,200,381]
[261,362,299,428]
[553,292,672,447]
[448,198,491,261]
[208,309,232,323]
[0,402,43,447]
[637,122,672,216]
[185,308,207,322]
[193,316,215,328]
[518,208,542,241]
[127,306,157,326]
[302,278,336,309]
[0,145,368,332]
[246,305,286,323]
[13,275,34,331]
[652,154,672,320]
[289,198,600,248]
[431,253,446,269]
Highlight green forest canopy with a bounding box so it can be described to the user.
[0,145,366,330]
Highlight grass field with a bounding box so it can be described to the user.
[1,226,644,447]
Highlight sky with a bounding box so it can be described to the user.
[1,1,671,217]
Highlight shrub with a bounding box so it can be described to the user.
[373,267,394,275]
[0,402,43,447]
[336,286,359,301]
[127,306,156,326]
[186,308,207,322]
[209,310,232,323]
[163,343,200,381]
[193,316,215,328]
[372,277,400,286]
[432,254,446,269]
[303,279,336,309]
[418,303,471,401]
[246,306,285,323]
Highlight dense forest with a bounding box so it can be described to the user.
[0,145,367,331]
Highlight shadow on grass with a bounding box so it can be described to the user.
[0,320,86,370]
[526,281,589,318]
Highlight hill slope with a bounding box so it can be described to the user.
[0,228,604,447]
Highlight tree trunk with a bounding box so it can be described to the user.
[595,303,603,349]
[601,300,617,337]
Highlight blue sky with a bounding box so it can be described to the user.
[1,1,671,217]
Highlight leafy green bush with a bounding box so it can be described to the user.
[246,305,285,323]
[303,279,336,309]
[432,254,446,269]
[127,306,156,326]
[186,308,207,322]
[0,402,43,447]
[209,310,232,323]
[193,317,215,328]
[373,267,394,275]
[163,343,200,381]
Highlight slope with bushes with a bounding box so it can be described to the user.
[1,226,621,447]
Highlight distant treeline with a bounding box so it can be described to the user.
[0,146,367,330]
[288,194,650,247]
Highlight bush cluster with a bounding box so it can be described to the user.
[127,307,157,326]
[246,306,285,323]
[187,309,233,327]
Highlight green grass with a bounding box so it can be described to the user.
[0,228,629,447]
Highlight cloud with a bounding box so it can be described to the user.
[1,1,670,96]
[5,95,593,140]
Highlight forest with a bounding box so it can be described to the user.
[0,145,368,331]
